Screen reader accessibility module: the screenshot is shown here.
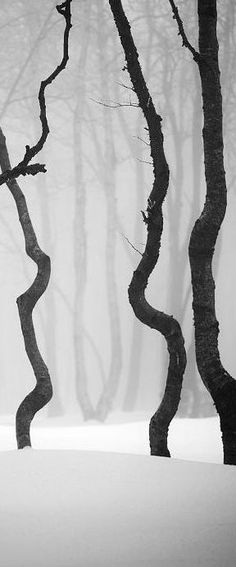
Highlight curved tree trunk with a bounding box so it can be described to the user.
[0,129,52,449]
[180,72,215,418]
[189,0,236,465]
[187,76,208,417]
[109,0,186,457]
[0,0,72,448]
[169,0,236,463]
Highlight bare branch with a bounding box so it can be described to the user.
[90,97,139,109]
[121,233,143,256]
[168,0,200,61]
[115,81,135,92]
[136,157,152,165]
[0,0,72,187]
[134,135,150,147]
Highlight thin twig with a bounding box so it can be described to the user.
[90,97,139,109]
[168,0,200,61]
[134,135,150,147]
[121,233,143,256]
[115,81,135,92]
[136,157,152,165]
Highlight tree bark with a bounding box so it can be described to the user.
[0,129,52,448]
[189,0,236,464]
[109,0,186,456]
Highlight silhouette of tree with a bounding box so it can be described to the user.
[170,0,236,464]
[109,0,186,457]
[0,0,72,448]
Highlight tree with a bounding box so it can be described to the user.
[0,0,72,448]
[86,1,123,420]
[169,0,236,464]
[109,0,186,457]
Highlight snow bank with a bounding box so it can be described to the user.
[0,415,223,463]
[0,449,235,566]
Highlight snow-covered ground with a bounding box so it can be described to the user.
[0,412,223,462]
[0,414,235,566]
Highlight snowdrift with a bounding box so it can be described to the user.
[0,449,235,567]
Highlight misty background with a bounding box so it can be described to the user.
[0,0,235,422]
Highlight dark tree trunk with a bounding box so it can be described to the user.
[180,72,215,419]
[0,130,53,449]
[0,0,72,447]
[109,0,186,457]
[189,0,236,464]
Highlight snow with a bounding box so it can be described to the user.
[0,414,235,566]
[0,413,223,462]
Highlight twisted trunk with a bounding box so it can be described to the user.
[0,0,72,447]
[189,0,236,464]
[0,129,52,448]
[109,0,186,456]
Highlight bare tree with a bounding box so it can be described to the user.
[94,2,123,421]
[0,0,72,448]
[109,0,186,457]
[169,0,236,464]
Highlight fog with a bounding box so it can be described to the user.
[0,0,235,436]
